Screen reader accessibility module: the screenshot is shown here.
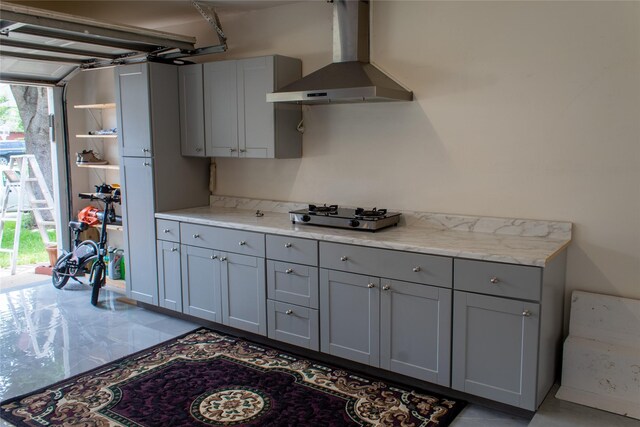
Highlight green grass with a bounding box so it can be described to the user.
[0,219,57,268]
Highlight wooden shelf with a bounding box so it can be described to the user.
[91,224,123,232]
[105,277,126,294]
[74,103,116,109]
[76,134,118,139]
[76,163,120,170]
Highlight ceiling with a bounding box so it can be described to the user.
[0,1,297,86]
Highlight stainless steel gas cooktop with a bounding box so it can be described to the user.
[289,204,401,232]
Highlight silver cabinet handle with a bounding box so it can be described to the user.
[490,277,500,284]
[163,229,170,233]
[367,283,375,289]
[239,241,246,246]
[412,266,421,272]
[193,234,200,239]
[143,162,150,166]
[340,256,348,261]
[229,148,237,153]
[522,310,532,317]
[284,243,292,248]
[210,255,218,260]
[285,268,293,274]
[220,256,227,262]
[171,247,178,252]
[239,149,246,153]
[382,284,391,291]
[195,147,202,152]
[142,148,150,153]
[285,309,293,315]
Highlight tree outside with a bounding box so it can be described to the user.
[0,83,56,269]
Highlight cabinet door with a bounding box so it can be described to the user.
[181,245,221,322]
[114,64,152,157]
[238,56,274,158]
[452,291,540,410]
[380,280,451,386]
[157,240,182,312]
[203,60,238,157]
[121,157,157,304]
[178,64,205,157]
[220,252,266,335]
[267,300,319,351]
[320,269,380,367]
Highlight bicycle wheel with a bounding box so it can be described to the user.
[51,252,72,289]
[90,263,104,306]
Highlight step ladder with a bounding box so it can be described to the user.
[0,155,57,275]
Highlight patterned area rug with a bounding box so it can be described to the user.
[0,328,466,426]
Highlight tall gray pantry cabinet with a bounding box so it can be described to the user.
[114,62,209,304]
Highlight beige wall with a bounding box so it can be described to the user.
[206,1,640,302]
[31,1,640,302]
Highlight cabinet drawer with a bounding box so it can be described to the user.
[454,259,541,301]
[267,260,318,308]
[180,223,265,257]
[266,234,318,266]
[156,219,180,243]
[267,300,319,351]
[319,242,452,288]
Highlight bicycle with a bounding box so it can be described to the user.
[51,184,121,306]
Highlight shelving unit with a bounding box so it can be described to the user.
[68,90,125,295]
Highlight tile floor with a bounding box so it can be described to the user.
[0,280,638,427]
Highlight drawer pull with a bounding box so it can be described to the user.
[210,255,218,260]
[340,256,349,262]
[285,309,293,315]
[284,243,292,248]
[239,240,246,246]
[522,310,532,317]
[193,234,200,239]
[143,162,150,166]
[490,277,500,284]
[412,266,421,272]
[367,283,375,289]
[163,229,170,233]
[382,284,391,291]
[285,268,294,274]
[171,247,178,252]
[220,256,227,262]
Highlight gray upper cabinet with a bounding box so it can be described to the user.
[178,64,206,156]
[180,55,302,159]
[452,291,539,410]
[204,60,238,157]
[115,63,152,157]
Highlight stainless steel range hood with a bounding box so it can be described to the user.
[266,0,412,105]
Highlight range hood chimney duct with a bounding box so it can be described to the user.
[266,0,412,104]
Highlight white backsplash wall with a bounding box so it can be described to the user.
[46,2,639,305]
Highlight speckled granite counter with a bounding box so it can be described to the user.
[155,197,572,267]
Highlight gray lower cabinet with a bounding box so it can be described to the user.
[320,269,381,367]
[220,252,267,335]
[121,157,156,304]
[156,240,182,312]
[452,291,539,410]
[267,300,319,350]
[380,279,451,386]
[181,245,222,322]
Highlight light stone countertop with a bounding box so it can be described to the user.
[156,199,572,267]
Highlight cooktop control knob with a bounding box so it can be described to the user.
[349,219,360,228]
[302,214,311,222]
